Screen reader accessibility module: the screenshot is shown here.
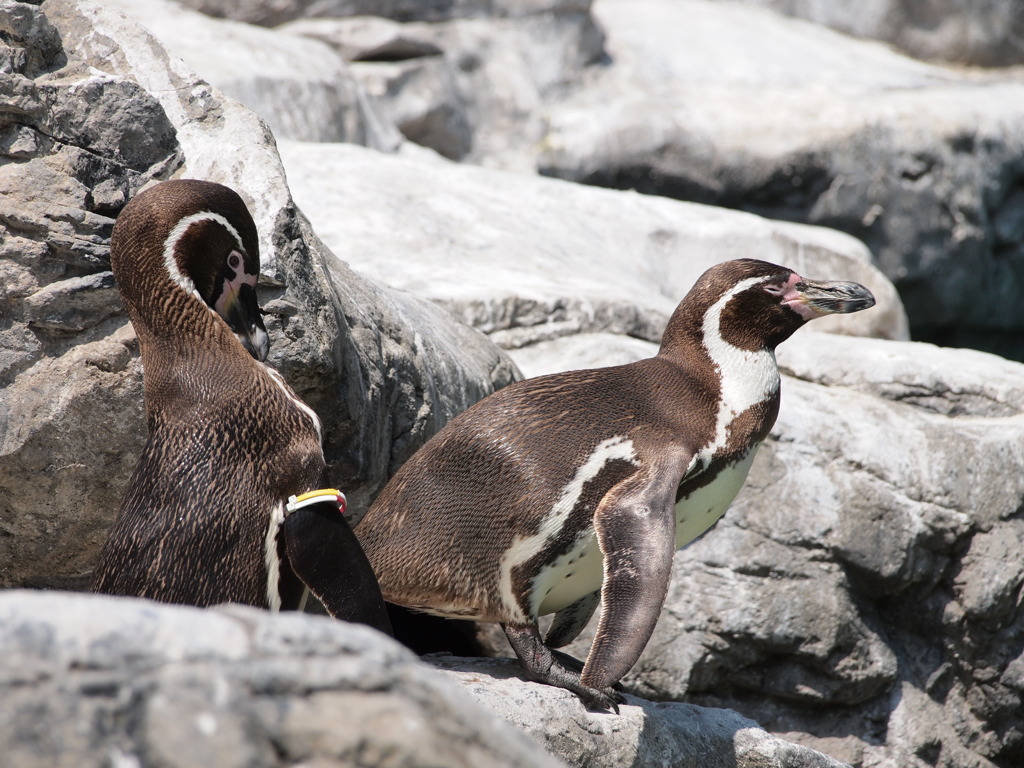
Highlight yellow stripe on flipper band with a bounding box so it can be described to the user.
[293,488,343,504]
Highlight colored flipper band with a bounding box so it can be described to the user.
[286,488,347,516]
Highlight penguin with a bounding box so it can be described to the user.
[91,179,391,636]
[355,258,875,709]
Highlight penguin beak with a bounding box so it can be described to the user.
[782,277,876,320]
[218,281,271,361]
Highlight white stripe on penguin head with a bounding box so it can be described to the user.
[161,211,246,297]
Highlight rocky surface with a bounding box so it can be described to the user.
[282,8,606,166]
[535,0,1024,360]
[430,655,850,768]
[709,0,1024,67]
[277,138,908,351]
[119,0,605,168]
[0,590,563,768]
[176,0,598,27]
[132,0,1024,361]
[102,0,402,149]
[0,589,850,768]
[3,2,1023,768]
[0,0,517,590]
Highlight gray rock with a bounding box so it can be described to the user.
[510,330,1024,768]
[0,590,564,768]
[0,589,850,768]
[102,0,402,148]
[204,6,605,168]
[177,0,594,27]
[22,271,119,332]
[282,15,444,61]
[278,138,909,348]
[406,9,606,169]
[431,656,851,768]
[709,0,1024,68]
[0,0,517,590]
[535,0,1024,360]
[351,54,473,159]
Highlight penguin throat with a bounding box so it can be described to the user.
[698,278,780,464]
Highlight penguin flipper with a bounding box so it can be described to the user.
[545,590,600,648]
[582,464,682,692]
[282,497,394,636]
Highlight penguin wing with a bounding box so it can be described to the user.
[581,451,690,691]
[281,495,393,635]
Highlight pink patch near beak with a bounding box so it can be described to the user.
[779,273,819,321]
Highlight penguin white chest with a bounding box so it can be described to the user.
[674,449,757,549]
[533,533,604,617]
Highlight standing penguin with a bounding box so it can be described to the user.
[356,258,874,708]
[92,179,391,635]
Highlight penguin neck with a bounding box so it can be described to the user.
[658,292,781,415]
[657,300,711,366]
[122,266,246,393]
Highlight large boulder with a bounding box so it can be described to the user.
[706,0,1024,68]
[101,0,402,148]
[0,0,517,590]
[0,590,563,768]
[535,0,1024,360]
[0,590,850,768]
[278,138,909,349]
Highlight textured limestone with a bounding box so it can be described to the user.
[0,590,851,768]
[278,138,908,350]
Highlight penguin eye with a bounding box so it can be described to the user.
[763,283,786,297]
[228,252,241,270]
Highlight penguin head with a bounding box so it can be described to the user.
[664,258,876,353]
[111,179,270,361]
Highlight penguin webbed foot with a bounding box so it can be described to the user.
[503,623,624,714]
[549,648,625,693]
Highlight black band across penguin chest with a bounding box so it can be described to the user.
[504,438,641,620]
[672,387,780,550]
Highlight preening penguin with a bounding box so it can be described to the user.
[355,258,874,709]
[91,179,391,635]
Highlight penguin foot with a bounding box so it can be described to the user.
[548,649,625,693]
[503,623,624,714]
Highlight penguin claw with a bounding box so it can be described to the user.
[503,623,626,715]
[581,686,624,714]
